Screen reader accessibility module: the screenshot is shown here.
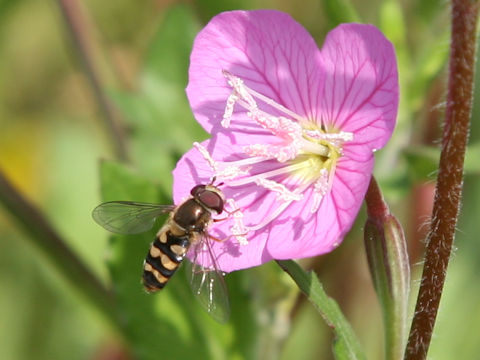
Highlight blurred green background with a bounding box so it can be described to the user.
[1,0,479,359]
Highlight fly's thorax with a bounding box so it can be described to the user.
[173,198,212,233]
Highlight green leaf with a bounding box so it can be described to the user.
[193,0,252,22]
[404,146,439,181]
[139,3,205,143]
[333,337,357,360]
[322,0,360,27]
[380,1,407,48]
[464,142,480,175]
[143,5,200,86]
[380,0,408,69]
[108,89,183,192]
[404,143,480,183]
[280,303,330,360]
[276,260,365,360]
[109,4,207,185]
[413,0,447,24]
[210,270,258,360]
[407,30,449,113]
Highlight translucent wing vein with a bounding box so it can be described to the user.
[187,236,230,323]
[92,201,175,234]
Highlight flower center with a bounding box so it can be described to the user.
[195,70,353,244]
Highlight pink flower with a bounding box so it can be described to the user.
[173,10,398,272]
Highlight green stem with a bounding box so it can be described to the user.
[55,0,128,161]
[276,260,365,360]
[0,169,120,331]
[404,1,479,359]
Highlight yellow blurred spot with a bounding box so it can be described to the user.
[0,120,46,201]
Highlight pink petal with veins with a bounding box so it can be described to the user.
[265,150,374,259]
[186,10,322,133]
[318,24,398,150]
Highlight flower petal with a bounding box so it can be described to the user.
[186,10,322,133]
[318,24,398,151]
[180,12,398,271]
[265,146,374,259]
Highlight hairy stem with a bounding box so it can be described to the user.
[404,1,479,359]
[0,169,120,330]
[56,0,128,161]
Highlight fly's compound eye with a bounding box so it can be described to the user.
[196,190,224,214]
[190,185,206,196]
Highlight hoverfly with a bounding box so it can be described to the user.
[92,183,230,323]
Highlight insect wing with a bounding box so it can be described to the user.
[186,236,230,323]
[92,201,175,234]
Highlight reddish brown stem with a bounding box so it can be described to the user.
[404,1,479,359]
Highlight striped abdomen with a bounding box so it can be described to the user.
[142,229,190,292]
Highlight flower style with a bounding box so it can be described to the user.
[173,10,398,272]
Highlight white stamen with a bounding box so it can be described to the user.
[226,199,248,245]
[255,178,303,202]
[222,92,238,128]
[227,161,310,187]
[244,143,301,162]
[194,142,218,172]
[311,169,329,213]
[327,131,354,141]
[301,130,353,156]
[223,156,268,168]
[327,161,337,192]
[217,166,250,181]
[194,142,249,180]
[248,110,302,139]
[223,70,304,123]
[304,129,353,142]
[222,70,257,108]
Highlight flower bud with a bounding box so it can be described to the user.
[364,177,410,360]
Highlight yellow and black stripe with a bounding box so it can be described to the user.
[142,230,190,292]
